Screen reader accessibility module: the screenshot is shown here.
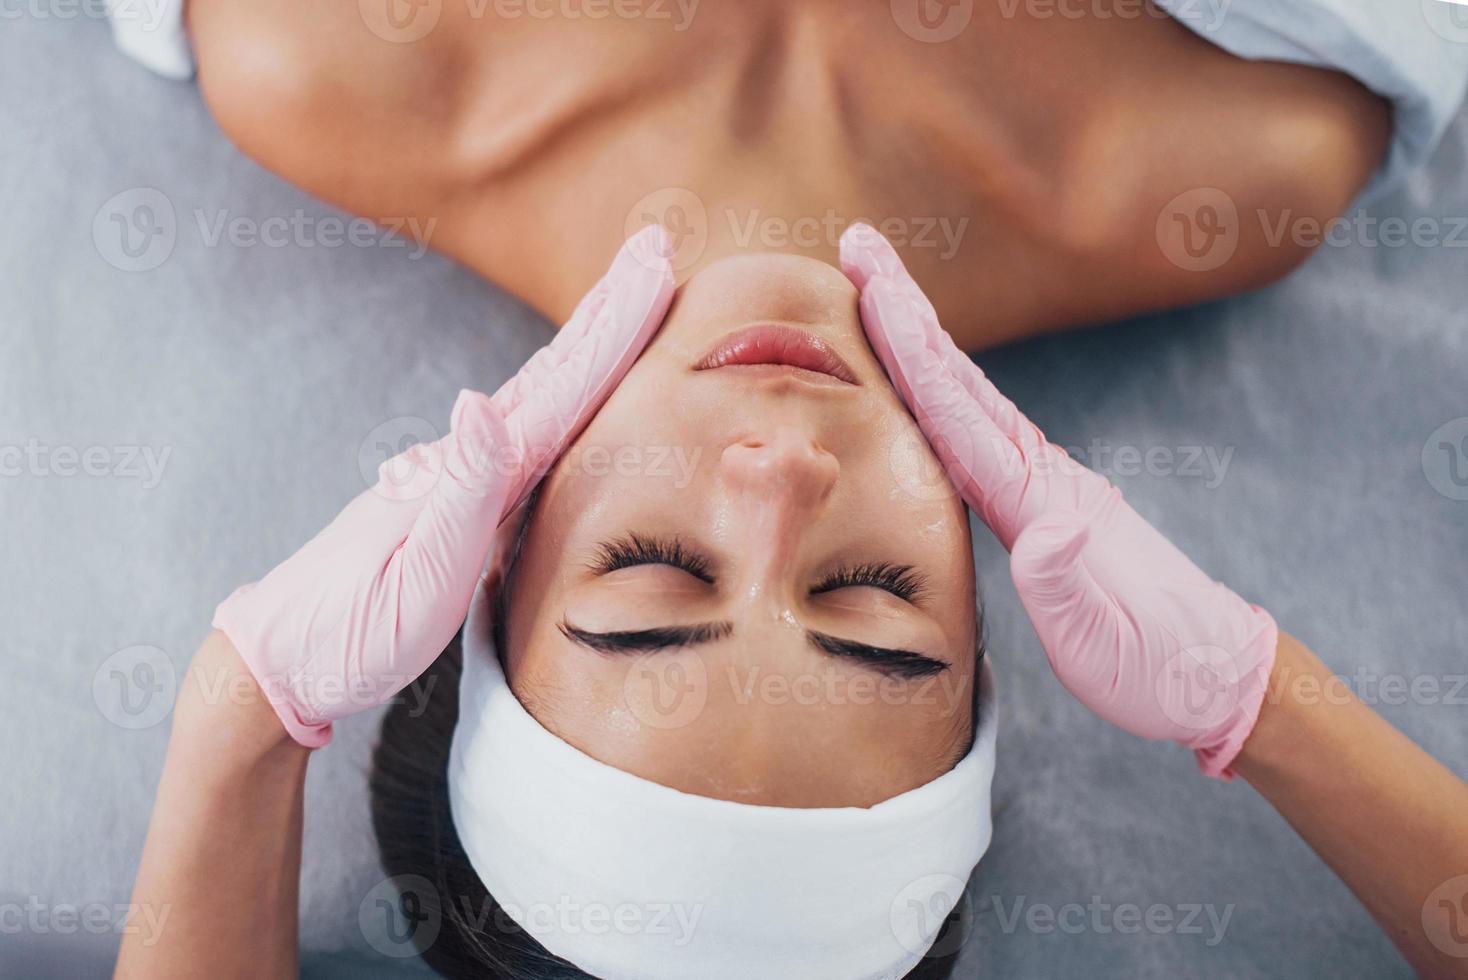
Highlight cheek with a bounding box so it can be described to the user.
[512,647,652,745]
[575,363,705,456]
[881,419,967,516]
[844,420,968,539]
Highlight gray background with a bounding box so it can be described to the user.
[2,11,1466,979]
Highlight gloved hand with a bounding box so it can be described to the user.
[213,226,676,747]
[840,224,1277,778]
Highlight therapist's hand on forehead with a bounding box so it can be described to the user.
[840,224,1278,779]
[211,226,676,747]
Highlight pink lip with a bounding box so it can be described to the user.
[693,325,859,385]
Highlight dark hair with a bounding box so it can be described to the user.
[368,633,973,978]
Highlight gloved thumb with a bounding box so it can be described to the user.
[1010,511,1095,608]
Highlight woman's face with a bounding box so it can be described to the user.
[501,252,978,808]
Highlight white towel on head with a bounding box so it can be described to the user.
[447,581,1000,980]
[1156,0,1468,200]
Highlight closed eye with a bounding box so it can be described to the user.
[810,562,927,603]
[589,533,716,584]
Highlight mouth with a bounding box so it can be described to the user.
[693,325,860,386]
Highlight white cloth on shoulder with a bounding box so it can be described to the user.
[1155,0,1468,199]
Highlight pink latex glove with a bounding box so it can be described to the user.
[840,224,1277,779]
[212,226,676,747]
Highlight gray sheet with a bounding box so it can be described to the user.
[3,13,1465,980]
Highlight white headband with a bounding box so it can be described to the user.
[448,581,998,980]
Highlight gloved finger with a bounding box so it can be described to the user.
[491,224,675,422]
[1009,513,1119,692]
[859,280,1035,543]
[839,223,1044,453]
[493,225,675,516]
[394,388,517,625]
[1010,512,1095,606]
[375,438,450,504]
[296,440,443,561]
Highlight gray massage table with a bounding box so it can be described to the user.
[3,12,1465,979]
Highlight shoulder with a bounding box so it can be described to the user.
[987,48,1397,340]
[1094,52,1393,299]
[187,0,479,215]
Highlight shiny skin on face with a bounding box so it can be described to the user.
[501,252,979,809]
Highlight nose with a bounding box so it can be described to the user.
[718,427,839,615]
[720,426,839,509]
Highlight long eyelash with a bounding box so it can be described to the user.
[811,562,927,602]
[590,533,715,583]
[809,632,950,679]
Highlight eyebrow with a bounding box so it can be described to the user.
[559,620,950,679]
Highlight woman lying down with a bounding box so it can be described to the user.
[106,1,1468,977]
[114,226,1468,979]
